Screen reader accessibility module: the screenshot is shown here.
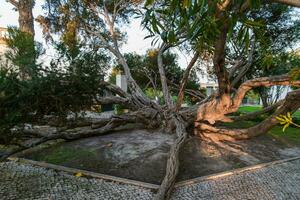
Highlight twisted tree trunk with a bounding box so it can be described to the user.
[154,115,188,200]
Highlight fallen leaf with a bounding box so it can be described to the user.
[106,142,113,147]
[75,172,83,177]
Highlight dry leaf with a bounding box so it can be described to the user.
[75,172,83,177]
[106,142,113,147]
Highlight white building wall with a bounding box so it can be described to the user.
[0,27,9,67]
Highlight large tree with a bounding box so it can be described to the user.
[2,1,300,200]
[7,0,35,37]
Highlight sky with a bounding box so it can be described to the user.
[0,0,190,67]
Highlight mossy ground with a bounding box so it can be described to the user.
[31,146,97,164]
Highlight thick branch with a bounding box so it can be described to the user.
[231,74,300,110]
[155,115,188,200]
[1,110,158,161]
[230,100,283,121]
[198,89,300,140]
[271,0,300,7]
[95,96,136,110]
[196,74,300,124]
[213,22,231,95]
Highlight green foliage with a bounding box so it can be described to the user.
[268,126,300,145]
[142,0,264,53]
[145,88,163,99]
[0,30,110,144]
[43,0,140,50]
[114,104,128,115]
[3,27,43,79]
[109,50,199,93]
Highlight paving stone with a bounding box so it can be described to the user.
[1,159,300,199]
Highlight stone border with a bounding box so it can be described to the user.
[7,156,300,189]
[174,156,300,188]
[7,157,160,190]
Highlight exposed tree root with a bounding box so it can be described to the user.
[154,115,189,200]
[0,110,157,162]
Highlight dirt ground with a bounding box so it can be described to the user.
[20,129,300,184]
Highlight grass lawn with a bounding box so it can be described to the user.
[239,105,300,117]
[268,126,300,146]
[238,105,262,113]
[222,105,300,145]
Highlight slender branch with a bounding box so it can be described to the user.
[175,52,199,111]
[228,59,244,79]
[157,43,174,109]
[7,0,19,7]
[231,36,256,88]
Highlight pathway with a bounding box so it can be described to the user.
[1,158,300,200]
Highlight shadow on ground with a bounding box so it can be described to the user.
[19,129,300,184]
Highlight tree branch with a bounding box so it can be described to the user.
[175,51,199,111]
[212,22,231,95]
[198,89,300,140]
[230,100,284,121]
[231,74,300,110]
[271,0,300,7]
[157,43,174,109]
[7,0,19,7]
[231,36,256,88]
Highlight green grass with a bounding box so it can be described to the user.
[268,126,300,145]
[222,107,300,146]
[222,120,300,145]
[239,105,300,117]
[238,106,262,113]
[221,120,257,129]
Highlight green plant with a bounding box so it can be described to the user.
[0,29,110,144]
[276,112,300,132]
[114,104,127,115]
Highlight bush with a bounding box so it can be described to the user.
[0,28,110,143]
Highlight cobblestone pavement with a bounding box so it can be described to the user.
[1,158,300,200]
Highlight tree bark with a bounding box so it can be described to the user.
[157,43,174,109]
[197,89,300,141]
[271,0,300,7]
[176,52,199,111]
[8,0,35,37]
[196,74,300,124]
[230,100,283,121]
[154,115,188,200]
[213,22,231,96]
